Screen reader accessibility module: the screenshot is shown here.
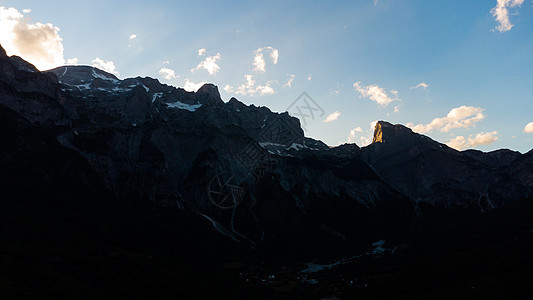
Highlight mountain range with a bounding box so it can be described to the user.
[1,44,532,298]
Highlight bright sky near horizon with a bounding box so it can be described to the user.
[1,0,532,152]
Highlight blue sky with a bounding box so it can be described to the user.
[1,0,532,152]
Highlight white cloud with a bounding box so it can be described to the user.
[407,106,485,134]
[410,82,428,90]
[524,122,533,133]
[347,127,363,143]
[255,83,275,96]
[183,79,206,92]
[223,84,233,93]
[283,74,296,88]
[191,52,221,75]
[224,74,275,96]
[308,74,312,81]
[22,9,31,13]
[253,53,265,73]
[159,67,176,80]
[66,58,79,65]
[129,34,137,40]
[347,120,377,146]
[198,48,206,56]
[353,82,399,106]
[162,60,170,64]
[374,0,379,6]
[446,131,499,150]
[491,0,524,32]
[323,111,341,123]
[394,105,400,113]
[0,7,66,70]
[91,58,119,76]
[253,46,278,73]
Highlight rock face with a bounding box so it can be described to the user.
[0,47,62,125]
[362,121,533,211]
[1,43,532,251]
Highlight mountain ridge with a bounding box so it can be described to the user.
[2,43,533,298]
[1,43,532,248]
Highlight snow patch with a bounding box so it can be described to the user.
[166,101,202,111]
[76,83,91,90]
[289,143,308,151]
[92,69,119,83]
[112,87,131,92]
[259,142,286,148]
[152,92,163,102]
[370,240,386,255]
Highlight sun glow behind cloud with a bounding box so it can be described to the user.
[0,6,65,70]
[524,122,533,133]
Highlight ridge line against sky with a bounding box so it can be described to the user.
[0,0,532,152]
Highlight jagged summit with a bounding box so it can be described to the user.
[372,121,392,143]
[2,42,533,248]
[196,83,223,105]
[370,120,444,151]
[48,65,119,85]
[0,43,6,57]
[372,120,416,144]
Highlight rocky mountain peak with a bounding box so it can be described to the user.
[0,44,61,125]
[372,121,418,146]
[48,66,119,86]
[196,83,223,105]
[0,44,7,57]
[8,56,40,73]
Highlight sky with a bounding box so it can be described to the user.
[1,0,532,153]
